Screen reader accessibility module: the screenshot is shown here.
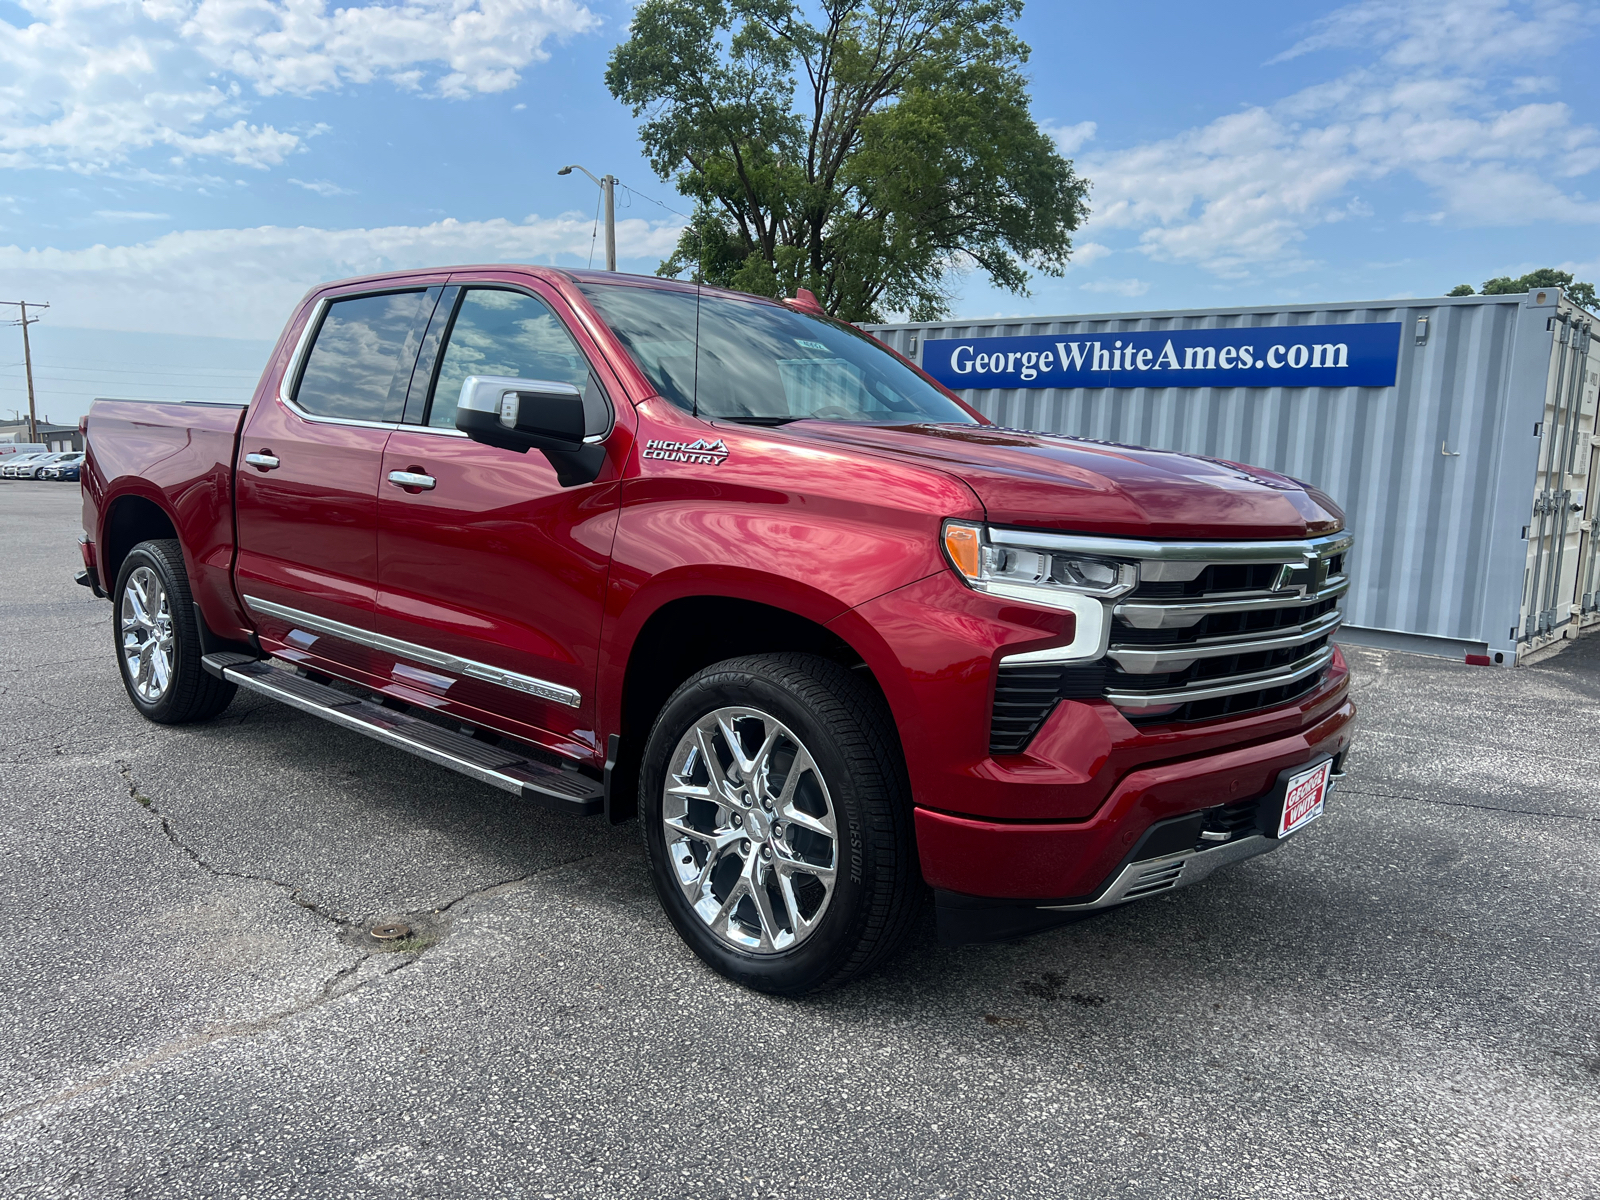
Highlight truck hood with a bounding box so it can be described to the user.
[780,422,1344,540]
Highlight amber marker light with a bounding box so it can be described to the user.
[942,521,983,580]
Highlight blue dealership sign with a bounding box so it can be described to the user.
[922,322,1401,390]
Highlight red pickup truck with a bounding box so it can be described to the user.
[79,267,1356,993]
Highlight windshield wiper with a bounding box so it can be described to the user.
[716,415,803,426]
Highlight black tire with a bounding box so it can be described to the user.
[112,539,236,725]
[640,653,918,994]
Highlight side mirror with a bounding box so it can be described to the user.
[455,375,608,486]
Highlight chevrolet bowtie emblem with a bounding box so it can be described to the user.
[1272,551,1330,597]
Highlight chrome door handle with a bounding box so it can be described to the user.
[387,470,436,491]
[244,452,280,470]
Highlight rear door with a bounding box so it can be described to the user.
[235,282,442,673]
[373,276,626,760]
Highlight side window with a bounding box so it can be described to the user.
[293,291,432,423]
[428,289,596,429]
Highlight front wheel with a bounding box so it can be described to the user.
[640,653,918,995]
[112,539,235,725]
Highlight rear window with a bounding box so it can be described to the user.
[576,283,975,426]
[294,291,433,423]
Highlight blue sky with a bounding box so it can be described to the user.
[4,0,1599,422]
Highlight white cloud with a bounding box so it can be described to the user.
[0,212,687,339]
[1045,120,1097,155]
[1079,277,1149,297]
[289,178,354,196]
[1271,0,1580,70]
[0,0,599,176]
[93,210,172,220]
[179,0,600,99]
[1066,240,1112,267]
[1060,0,1600,278]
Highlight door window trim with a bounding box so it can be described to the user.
[279,287,441,431]
[400,285,461,427]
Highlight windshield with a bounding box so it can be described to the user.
[577,283,976,426]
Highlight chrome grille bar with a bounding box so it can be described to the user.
[989,527,1353,563]
[1108,608,1344,674]
[1105,645,1335,708]
[1115,576,1349,630]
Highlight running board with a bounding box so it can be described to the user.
[202,653,603,815]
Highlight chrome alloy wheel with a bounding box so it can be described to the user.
[120,565,175,703]
[663,706,839,954]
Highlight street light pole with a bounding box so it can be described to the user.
[2,300,48,445]
[557,165,617,271]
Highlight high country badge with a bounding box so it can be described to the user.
[642,438,730,465]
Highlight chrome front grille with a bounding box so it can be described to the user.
[989,531,1352,750]
[1104,532,1349,722]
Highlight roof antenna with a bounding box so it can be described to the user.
[691,220,703,419]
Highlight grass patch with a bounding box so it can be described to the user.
[372,933,439,955]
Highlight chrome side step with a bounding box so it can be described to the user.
[201,653,603,816]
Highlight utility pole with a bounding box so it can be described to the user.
[2,301,48,445]
[557,165,617,271]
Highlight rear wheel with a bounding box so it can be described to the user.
[640,653,917,994]
[112,539,235,724]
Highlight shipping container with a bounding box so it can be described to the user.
[866,289,1600,665]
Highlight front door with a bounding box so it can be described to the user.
[236,284,440,672]
[374,279,624,760]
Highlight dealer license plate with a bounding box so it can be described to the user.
[1277,759,1332,838]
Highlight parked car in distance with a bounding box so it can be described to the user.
[2,452,55,479]
[39,452,85,481]
[11,451,74,479]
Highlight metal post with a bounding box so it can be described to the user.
[558,165,618,272]
[603,175,617,272]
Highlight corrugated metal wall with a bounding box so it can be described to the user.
[867,292,1567,661]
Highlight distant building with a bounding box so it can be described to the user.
[0,418,81,452]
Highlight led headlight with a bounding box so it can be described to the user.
[942,521,1138,665]
[942,521,1138,608]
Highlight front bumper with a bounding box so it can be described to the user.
[932,749,1350,944]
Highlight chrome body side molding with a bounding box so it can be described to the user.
[242,595,582,709]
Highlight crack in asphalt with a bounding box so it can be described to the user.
[116,761,352,927]
[1338,786,1600,823]
[0,766,611,1129]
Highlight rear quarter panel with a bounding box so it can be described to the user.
[84,400,250,640]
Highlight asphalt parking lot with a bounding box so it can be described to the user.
[1,480,1596,1200]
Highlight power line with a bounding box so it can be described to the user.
[0,370,254,390]
[28,361,260,377]
[617,181,692,221]
[19,352,261,373]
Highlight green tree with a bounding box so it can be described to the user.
[1446,284,1475,296]
[605,0,1090,322]
[1469,268,1598,311]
